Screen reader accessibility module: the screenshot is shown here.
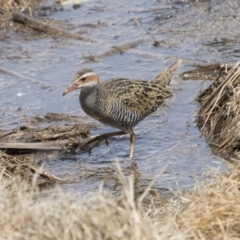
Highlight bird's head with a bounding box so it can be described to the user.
[62,69,100,96]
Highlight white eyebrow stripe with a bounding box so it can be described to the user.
[81,72,96,79]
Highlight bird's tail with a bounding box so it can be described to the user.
[152,59,182,87]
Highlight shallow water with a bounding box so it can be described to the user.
[2,0,240,194]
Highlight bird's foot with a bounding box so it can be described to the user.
[75,131,126,155]
[76,134,110,154]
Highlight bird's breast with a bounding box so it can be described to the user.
[79,89,109,122]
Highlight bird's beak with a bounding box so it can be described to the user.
[62,83,78,96]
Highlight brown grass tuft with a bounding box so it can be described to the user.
[198,61,240,160]
[0,163,160,240]
[2,158,240,239]
[167,167,240,239]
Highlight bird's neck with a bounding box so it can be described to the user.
[79,84,100,114]
[80,83,99,94]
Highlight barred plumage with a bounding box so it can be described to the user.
[63,59,182,159]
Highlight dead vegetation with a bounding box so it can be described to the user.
[0,0,92,41]
[12,11,93,41]
[0,122,90,151]
[180,63,230,81]
[197,61,240,160]
[0,0,34,13]
[161,164,240,239]
[0,112,100,186]
[0,163,162,240]
[1,160,240,239]
[0,150,62,187]
[0,112,98,150]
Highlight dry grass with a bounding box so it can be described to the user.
[198,61,240,160]
[0,163,160,240]
[0,0,34,33]
[0,0,35,12]
[1,159,240,239]
[0,150,62,186]
[164,166,240,239]
[0,0,41,30]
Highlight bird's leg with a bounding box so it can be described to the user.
[77,130,127,152]
[129,131,136,160]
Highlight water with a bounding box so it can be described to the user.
[2,0,240,194]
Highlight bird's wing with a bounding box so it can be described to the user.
[102,79,172,117]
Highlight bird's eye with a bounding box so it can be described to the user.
[81,77,86,81]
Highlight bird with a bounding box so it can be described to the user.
[63,59,182,159]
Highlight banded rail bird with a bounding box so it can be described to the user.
[63,59,182,159]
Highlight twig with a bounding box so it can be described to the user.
[79,39,144,64]
[12,12,93,42]
[44,112,82,122]
[0,150,62,184]
[0,66,39,83]
[0,130,17,139]
[0,142,67,150]
[30,164,62,182]
[134,5,172,12]
[0,66,50,89]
